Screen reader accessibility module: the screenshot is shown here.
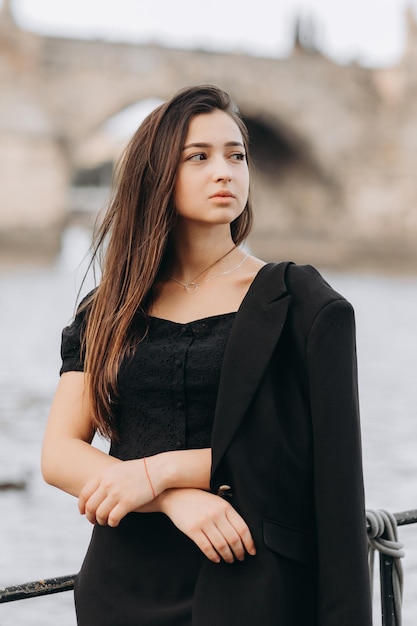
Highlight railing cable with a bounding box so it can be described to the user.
[367,509,405,626]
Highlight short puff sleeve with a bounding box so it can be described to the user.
[59,292,93,375]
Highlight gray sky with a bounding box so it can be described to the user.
[10,0,417,67]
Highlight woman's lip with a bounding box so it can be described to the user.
[210,192,235,198]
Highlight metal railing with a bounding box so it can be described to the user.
[1,508,416,625]
[367,508,417,626]
[0,575,75,603]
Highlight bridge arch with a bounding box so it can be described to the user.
[239,112,340,238]
[69,97,337,234]
[8,15,411,268]
[68,95,339,243]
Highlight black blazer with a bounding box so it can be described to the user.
[192,263,372,626]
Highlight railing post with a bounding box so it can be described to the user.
[380,552,396,626]
[367,509,410,626]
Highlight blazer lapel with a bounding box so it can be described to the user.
[211,262,292,478]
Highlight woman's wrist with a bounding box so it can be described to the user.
[134,490,171,514]
[155,488,174,514]
[142,452,177,496]
[142,448,212,496]
[143,457,157,498]
[156,488,196,515]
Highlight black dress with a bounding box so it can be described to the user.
[60,310,236,626]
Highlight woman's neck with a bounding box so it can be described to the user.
[168,227,239,283]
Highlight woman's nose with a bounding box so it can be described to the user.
[212,157,232,181]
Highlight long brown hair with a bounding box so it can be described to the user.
[81,84,253,439]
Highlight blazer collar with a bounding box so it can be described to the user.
[211,262,292,478]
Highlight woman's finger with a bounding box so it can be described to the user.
[213,520,246,561]
[82,485,112,524]
[78,477,100,514]
[203,524,236,563]
[106,499,134,528]
[192,530,222,563]
[226,508,257,556]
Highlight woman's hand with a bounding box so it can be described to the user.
[79,459,157,527]
[77,448,212,527]
[159,488,256,563]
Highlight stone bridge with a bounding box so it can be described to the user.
[1,0,417,270]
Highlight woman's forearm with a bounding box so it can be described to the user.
[41,437,121,497]
[75,448,212,526]
[144,448,211,495]
[42,440,211,496]
[42,437,212,522]
[43,375,212,522]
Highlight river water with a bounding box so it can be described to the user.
[1,228,416,625]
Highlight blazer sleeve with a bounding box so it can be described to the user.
[306,298,372,626]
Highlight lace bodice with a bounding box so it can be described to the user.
[60,311,236,459]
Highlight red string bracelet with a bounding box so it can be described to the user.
[143,457,156,499]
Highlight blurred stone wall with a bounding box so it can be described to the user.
[1,2,416,271]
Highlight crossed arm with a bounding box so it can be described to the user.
[41,371,255,564]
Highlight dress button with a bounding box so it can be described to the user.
[217,485,234,499]
[174,359,182,367]
[176,401,184,410]
[193,322,208,336]
[175,441,182,449]
[181,326,187,334]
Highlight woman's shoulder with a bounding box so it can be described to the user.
[73,288,97,319]
[249,259,349,308]
[61,288,96,336]
[276,262,354,328]
[285,263,346,301]
[272,262,354,338]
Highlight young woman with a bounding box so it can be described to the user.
[42,85,372,625]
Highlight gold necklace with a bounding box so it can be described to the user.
[167,252,249,294]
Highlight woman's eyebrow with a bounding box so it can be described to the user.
[182,141,245,150]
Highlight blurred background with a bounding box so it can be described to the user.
[0,0,416,624]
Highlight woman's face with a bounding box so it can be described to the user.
[174,109,249,228]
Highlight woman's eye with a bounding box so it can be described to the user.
[187,153,206,161]
[230,152,246,161]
